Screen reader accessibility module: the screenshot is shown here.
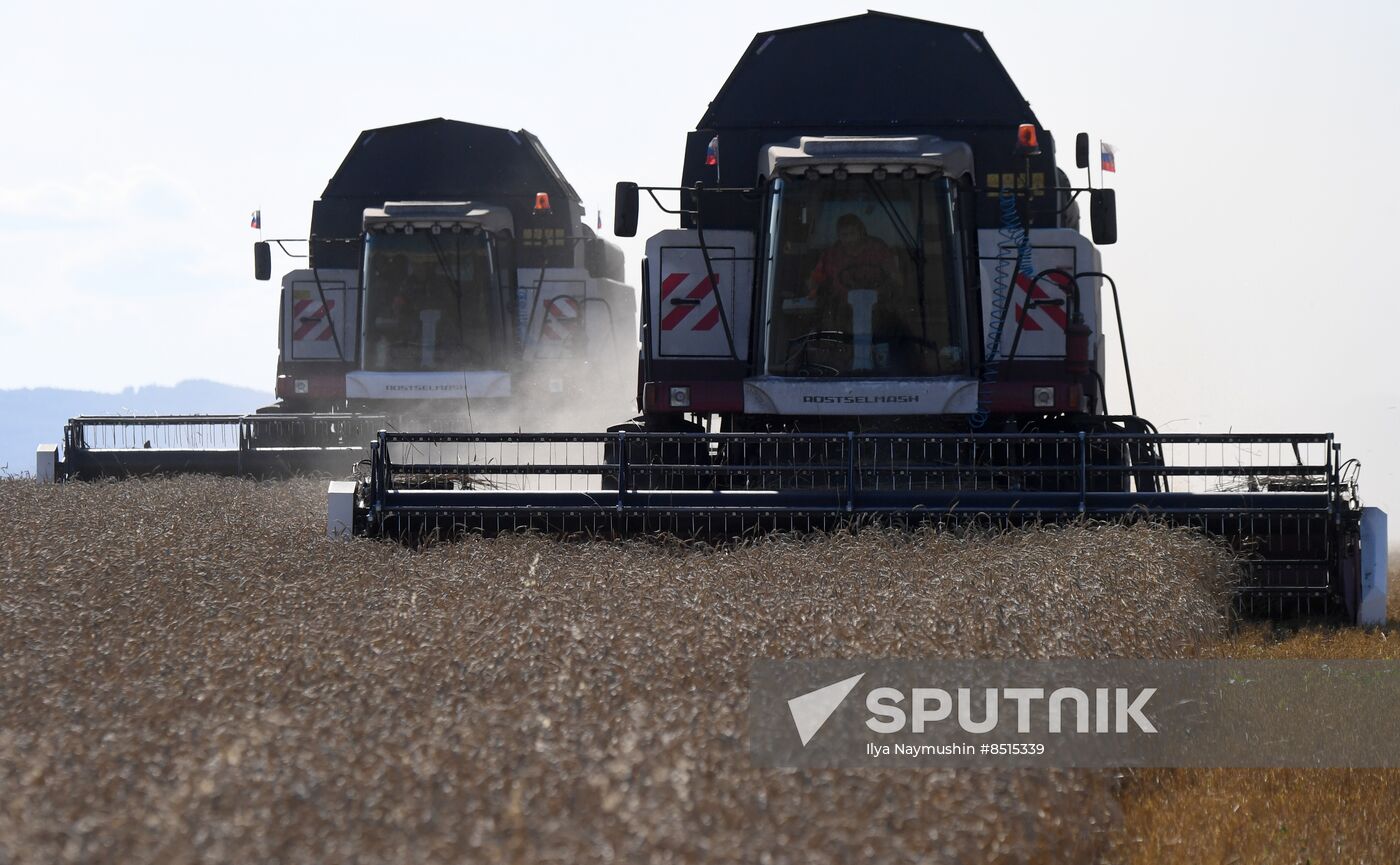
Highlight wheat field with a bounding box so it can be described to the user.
[1114,569,1400,864]
[0,476,1391,863]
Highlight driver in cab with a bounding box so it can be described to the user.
[804,213,901,303]
[791,211,935,376]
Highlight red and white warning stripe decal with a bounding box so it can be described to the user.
[659,271,721,332]
[541,295,581,342]
[293,297,336,341]
[1012,271,1070,332]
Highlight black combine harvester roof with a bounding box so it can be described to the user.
[310,118,584,269]
[681,12,1061,229]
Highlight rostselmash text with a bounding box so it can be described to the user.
[383,384,464,393]
[801,395,920,404]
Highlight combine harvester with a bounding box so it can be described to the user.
[365,16,1378,622]
[39,119,636,479]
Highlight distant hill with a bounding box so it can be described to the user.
[0,380,272,476]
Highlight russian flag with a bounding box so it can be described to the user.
[1100,143,1117,173]
[250,209,261,229]
[596,209,602,230]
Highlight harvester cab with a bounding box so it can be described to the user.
[624,135,1114,429]
[352,202,517,402]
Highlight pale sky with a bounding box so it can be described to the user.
[3,0,1397,513]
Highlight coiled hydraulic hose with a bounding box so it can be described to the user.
[971,189,1034,429]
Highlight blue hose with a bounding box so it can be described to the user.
[971,189,1034,429]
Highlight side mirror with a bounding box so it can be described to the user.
[614,182,639,237]
[1075,133,1090,170]
[585,237,627,283]
[254,241,272,281]
[1090,189,1118,245]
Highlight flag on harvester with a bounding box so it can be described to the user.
[250,210,261,229]
[597,210,602,230]
[1100,142,1117,173]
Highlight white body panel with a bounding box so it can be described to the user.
[282,268,360,362]
[1360,508,1388,626]
[345,370,511,400]
[977,228,1105,383]
[517,267,636,366]
[327,480,356,541]
[743,377,979,415]
[36,444,58,483]
[646,230,755,360]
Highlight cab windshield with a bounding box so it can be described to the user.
[764,174,969,377]
[362,230,506,372]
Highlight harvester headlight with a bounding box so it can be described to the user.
[669,386,692,408]
[804,167,821,181]
[901,167,917,180]
[1033,386,1055,408]
[872,167,887,181]
[833,167,849,181]
[294,379,309,395]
